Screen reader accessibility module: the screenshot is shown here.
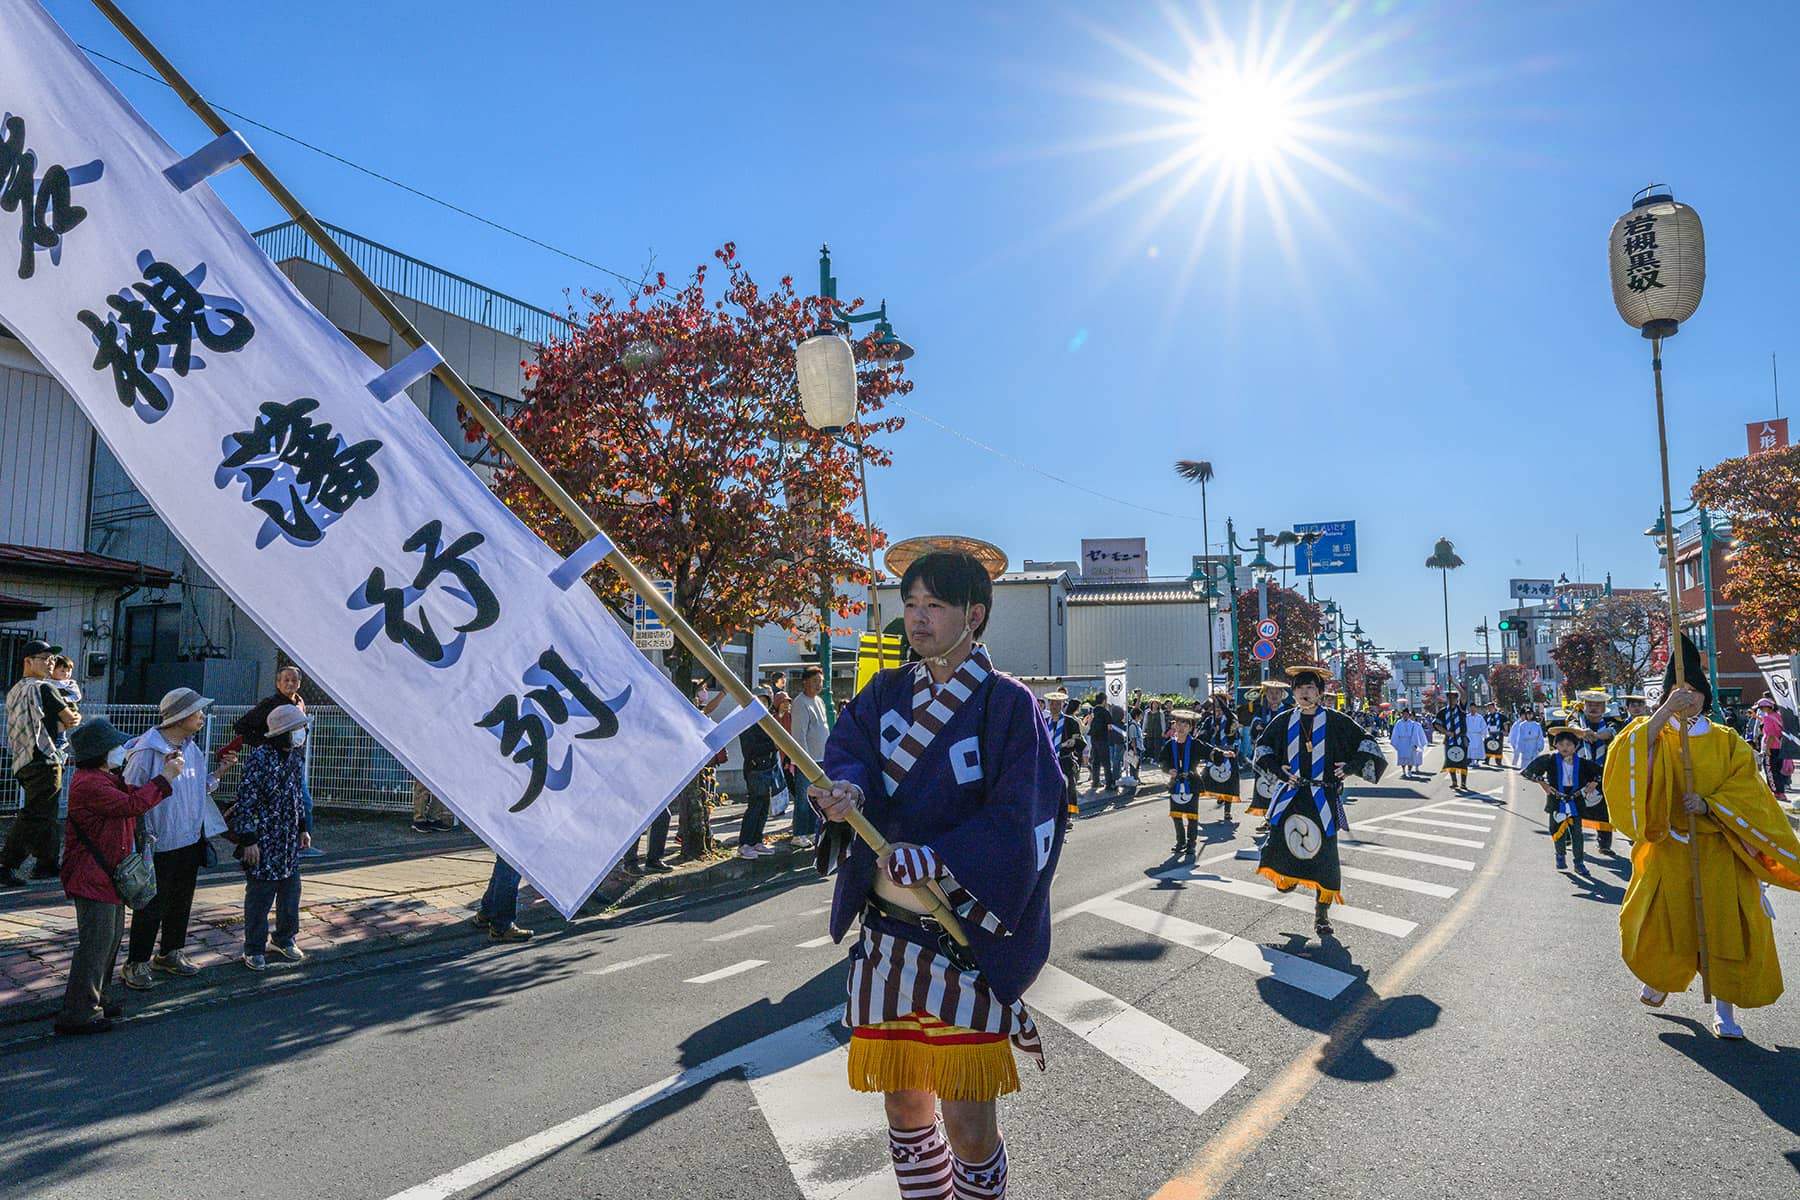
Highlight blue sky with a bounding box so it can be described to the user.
[49,0,1800,662]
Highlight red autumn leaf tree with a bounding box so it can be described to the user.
[1694,444,1800,654]
[1549,630,1605,696]
[489,243,909,859]
[1233,585,1323,683]
[1488,663,1535,711]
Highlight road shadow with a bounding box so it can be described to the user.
[1253,942,1439,1083]
[1565,870,1627,906]
[1653,1014,1800,1176]
[0,932,590,1194]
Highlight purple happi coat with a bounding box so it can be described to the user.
[818,645,1067,1064]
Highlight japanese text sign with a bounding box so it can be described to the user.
[1293,521,1356,575]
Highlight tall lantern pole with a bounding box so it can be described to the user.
[1608,183,1710,998]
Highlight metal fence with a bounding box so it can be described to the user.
[0,705,417,816]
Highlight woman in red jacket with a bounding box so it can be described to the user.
[56,718,182,1035]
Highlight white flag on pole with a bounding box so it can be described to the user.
[0,2,736,917]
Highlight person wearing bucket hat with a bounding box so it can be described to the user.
[1604,636,1800,1038]
[1522,727,1603,875]
[1196,692,1242,825]
[1252,666,1387,939]
[1434,688,1473,791]
[229,704,313,971]
[55,718,185,1035]
[118,689,239,991]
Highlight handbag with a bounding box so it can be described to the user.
[70,814,158,911]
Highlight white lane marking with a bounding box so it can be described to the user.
[707,924,774,943]
[1364,826,1486,849]
[746,1024,892,1199]
[801,904,833,916]
[1425,803,1497,820]
[1339,841,1475,870]
[1029,964,1249,1115]
[382,1009,842,1200]
[1438,799,1502,812]
[1049,846,1248,927]
[684,959,768,984]
[1154,868,1419,938]
[1378,815,1492,833]
[1337,865,1458,899]
[796,935,836,949]
[1074,896,1355,999]
[583,954,669,976]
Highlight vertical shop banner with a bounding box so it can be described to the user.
[0,2,732,917]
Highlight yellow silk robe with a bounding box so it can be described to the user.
[1604,717,1800,1007]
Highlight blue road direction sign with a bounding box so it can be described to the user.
[1294,521,1357,575]
[635,580,676,631]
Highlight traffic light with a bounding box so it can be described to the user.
[1410,652,1423,661]
[1497,618,1513,631]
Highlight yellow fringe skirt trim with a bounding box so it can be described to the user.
[1244,801,1269,816]
[1255,864,1344,907]
[847,1014,1019,1101]
[1201,789,1237,803]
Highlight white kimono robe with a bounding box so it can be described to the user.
[1467,713,1490,745]
[1389,718,1428,769]
[1508,718,1544,767]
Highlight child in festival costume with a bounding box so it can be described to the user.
[1161,708,1228,855]
[1482,702,1506,766]
[1253,665,1386,939]
[1245,680,1290,829]
[1042,690,1084,829]
[1522,727,1603,877]
[1604,636,1800,1040]
[1435,689,1473,790]
[1389,708,1428,779]
[1197,691,1241,824]
[811,550,1065,1199]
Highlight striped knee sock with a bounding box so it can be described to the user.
[889,1124,954,1200]
[952,1138,1008,1199]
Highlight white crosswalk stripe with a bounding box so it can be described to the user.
[706,924,773,942]
[583,954,669,976]
[1073,895,1356,999]
[1029,964,1250,1116]
[1339,840,1475,870]
[684,959,767,984]
[746,1023,893,1199]
[1337,864,1457,898]
[1154,867,1419,937]
[1366,826,1486,848]
[1380,814,1492,833]
[796,935,835,949]
[1437,799,1501,813]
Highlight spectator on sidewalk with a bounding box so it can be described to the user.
[235,665,323,858]
[737,698,781,859]
[231,704,312,972]
[48,654,81,822]
[119,689,238,991]
[3,639,79,887]
[471,857,533,943]
[1086,697,1119,793]
[55,718,181,1035]
[1143,700,1169,763]
[410,778,454,833]
[788,667,830,851]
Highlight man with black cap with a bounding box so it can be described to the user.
[3,639,80,886]
[1521,726,1603,876]
[1253,665,1387,938]
[1605,635,1800,1039]
[1434,688,1473,791]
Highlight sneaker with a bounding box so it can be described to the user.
[121,961,158,991]
[298,846,325,858]
[0,868,23,889]
[1573,864,1594,879]
[268,942,305,963]
[471,912,493,930]
[642,861,674,875]
[410,820,438,834]
[150,950,199,976]
[243,953,267,972]
[792,835,816,850]
[52,1017,113,1036]
[737,845,759,860]
[1555,854,1567,870]
[488,923,534,944]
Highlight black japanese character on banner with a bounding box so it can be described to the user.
[215,398,381,548]
[476,647,630,812]
[77,252,255,420]
[0,114,102,279]
[348,521,499,667]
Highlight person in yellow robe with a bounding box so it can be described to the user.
[1603,637,1800,1039]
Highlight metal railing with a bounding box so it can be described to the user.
[253,220,575,349]
[1,705,417,816]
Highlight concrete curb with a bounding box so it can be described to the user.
[0,842,816,1031]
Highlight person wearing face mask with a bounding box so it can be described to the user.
[234,665,323,858]
[230,704,313,971]
[1605,636,1800,1039]
[55,718,184,1035]
[118,689,237,990]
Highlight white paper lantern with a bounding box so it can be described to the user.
[1609,186,1704,338]
[795,330,857,433]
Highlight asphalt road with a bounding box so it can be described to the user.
[4,747,1797,1200]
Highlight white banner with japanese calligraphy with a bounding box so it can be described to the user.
[0,2,727,917]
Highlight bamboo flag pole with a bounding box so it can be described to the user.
[89,0,968,945]
[1650,336,1712,1001]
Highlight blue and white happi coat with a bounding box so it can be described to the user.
[816,645,1068,1067]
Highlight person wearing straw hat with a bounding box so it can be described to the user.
[230,703,313,971]
[119,688,238,990]
[1162,706,1230,854]
[1481,701,1507,767]
[1196,691,1241,825]
[1252,665,1386,939]
[1522,726,1603,877]
[1042,689,1085,827]
[1570,689,1620,854]
[1434,688,1473,791]
[1604,636,1800,1039]
[1245,680,1291,830]
[809,549,1066,1198]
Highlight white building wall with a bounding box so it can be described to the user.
[873,576,1067,679]
[0,353,92,550]
[1067,600,1212,698]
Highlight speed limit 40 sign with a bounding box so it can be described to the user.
[1256,618,1279,640]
